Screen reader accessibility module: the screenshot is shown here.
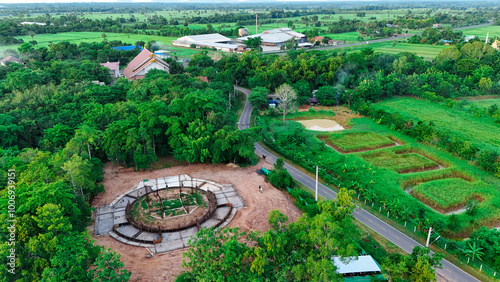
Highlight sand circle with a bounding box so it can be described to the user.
[297,119,345,131]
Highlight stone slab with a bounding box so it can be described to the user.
[216,197,229,205]
[230,198,244,208]
[179,228,197,239]
[222,185,236,193]
[200,218,220,228]
[155,238,185,253]
[117,225,140,237]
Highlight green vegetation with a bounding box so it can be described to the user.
[0,32,176,54]
[163,198,183,209]
[181,190,363,281]
[467,98,500,109]
[359,149,439,173]
[327,132,395,152]
[373,97,500,150]
[459,25,500,40]
[260,113,500,232]
[412,178,487,211]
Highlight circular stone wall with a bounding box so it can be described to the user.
[125,187,218,233]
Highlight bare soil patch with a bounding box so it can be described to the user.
[297,119,345,131]
[90,160,302,282]
[298,105,361,129]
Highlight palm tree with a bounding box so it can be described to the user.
[463,242,484,263]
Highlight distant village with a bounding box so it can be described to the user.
[3,25,500,83]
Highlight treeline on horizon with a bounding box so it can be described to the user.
[0,4,498,46]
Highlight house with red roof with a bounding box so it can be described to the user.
[100,61,120,78]
[0,56,23,66]
[123,48,169,80]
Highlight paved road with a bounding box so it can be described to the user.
[235,86,479,282]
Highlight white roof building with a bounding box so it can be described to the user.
[175,33,232,44]
[332,255,382,277]
[237,28,306,46]
[173,33,246,52]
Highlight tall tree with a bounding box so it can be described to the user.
[275,83,297,125]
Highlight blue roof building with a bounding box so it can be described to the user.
[112,45,144,51]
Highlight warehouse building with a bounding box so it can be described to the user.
[172,33,247,52]
[236,28,306,47]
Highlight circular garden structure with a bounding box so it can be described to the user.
[126,186,219,233]
[98,174,246,252]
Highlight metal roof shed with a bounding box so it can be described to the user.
[332,255,382,277]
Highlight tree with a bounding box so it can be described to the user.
[276,84,297,125]
[244,37,262,52]
[268,209,288,231]
[29,31,35,39]
[408,246,443,282]
[89,248,131,282]
[248,87,269,109]
[463,242,484,262]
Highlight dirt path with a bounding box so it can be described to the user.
[90,160,302,281]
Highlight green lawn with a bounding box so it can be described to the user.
[1,32,177,55]
[359,149,439,173]
[327,132,395,152]
[324,42,447,59]
[373,97,500,150]
[412,178,489,211]
[458,25,500,41]
[467,98,500,109]
[372,42,448,58]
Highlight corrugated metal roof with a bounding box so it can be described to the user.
[239,33,293,44]
[176,33,232,43]
[238,27,305,44]
[111,45,143,51]
[332,256,381,274]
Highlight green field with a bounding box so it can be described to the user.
[262,110,500,232]
[412,178,488,211]
[371,42,448,58]
[0,32,177,54]
[359,149,439,173]
[327,132,395,152]
[458,24,500,41]
[467,98,500,109]
[324,42,448,59]
[373,97,500,149]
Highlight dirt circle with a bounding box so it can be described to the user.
[297,119,345,131]
[128,187,216,232]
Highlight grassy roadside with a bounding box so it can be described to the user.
[357,200,497,282]
[255,121,495,282]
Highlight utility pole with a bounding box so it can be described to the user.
[315,166,318,201]
[256,12,258,34]
[426,227,432,247]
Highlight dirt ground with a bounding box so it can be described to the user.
[298,104,362,129]
[90,159,302,282]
